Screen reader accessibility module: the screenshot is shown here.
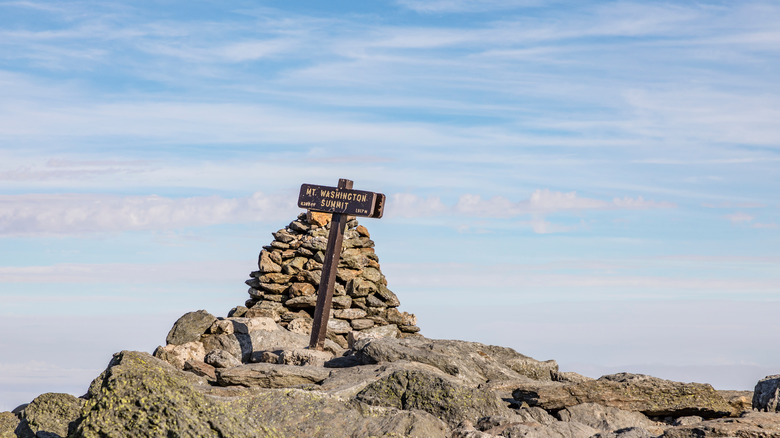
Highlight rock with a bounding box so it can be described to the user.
[308,211,331,227]
[557,403,661,433]
[332,294,352,309]
[0,411,19,437]
[205,349,242,368]
[512,373,734,418]
[287,317,313,334]
[184,360,217,380]
[354,337,558,385]
[285,295,318,309]
[355,369,511,426]
[594,427,654,438]
[289,282,316,296]
[277,348,334,367]
[165,309,217,345]
[662,411,780,438]
[74,350,448,437]
[351,318,375,330]
[258,249,282,273]
[472,414,598,438]
[216,362,330,388]
[334,308,367,320]
[347,324,400,348]
[208,319,235,335]
[719,390,752,414]
[15,392,85,438]
[153,341,206,369]
[227,306,248,317]
[753,374,780,412]
[327,318,352,334]
[201,332,253,362]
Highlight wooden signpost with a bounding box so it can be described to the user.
[297,179,386,350]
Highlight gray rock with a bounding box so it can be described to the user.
[557,403,659,432]
[258,249,281,273]
[662,411,780,438]
[354,337,558,385]
[753,374,780,412]
[204,349,242,368]
[16,392,85,438]
[201,332,252,362]
[75,350,449,437]
[355,369,512,426]
[165,309,217,345]
[594,427,653,438]
[327,318,352,334]
[277,348,334,367]
[512,373,734,418]
[216,362,330,388]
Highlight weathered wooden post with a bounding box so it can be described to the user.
[297,178,385,350]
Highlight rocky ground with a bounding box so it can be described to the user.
[2,312,779,438]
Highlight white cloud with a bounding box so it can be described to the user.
[726,212,754,224]
[0,192,298,236]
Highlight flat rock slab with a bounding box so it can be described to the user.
[512,373,734,418]
[216,363,331,388]
[353,337,558,385]
[662,412,780,438]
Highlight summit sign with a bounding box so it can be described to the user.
[298,183,385,218]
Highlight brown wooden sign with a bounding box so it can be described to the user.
[303,179,386,351]
[298,183,385,218]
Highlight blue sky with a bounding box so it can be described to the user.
[1,0,779,410]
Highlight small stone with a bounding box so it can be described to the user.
[208,319,235,335]
[296,247,314,257]
[334,282,346,296]
[280,310,310,322]
[377,285,401,307]
[356,225,370,237]
[256,351,280,364]
[286,295,318,309]
[334,308,367,320]
[205,349,242,368]
[245,277,261,289]
[228,306,248,317]
[305,259,323,271]
[314,251,326,263]
[351,318,375,330]
[244,307,280,321]
[298,269,322,286]
[246,317,279,332]
[259,282,288,294]
[337,268,361,282]
[352,297,367,309]
[347,324,399,349]
[258,273,293,284]
[282,257,308,275]
[328,318,352,334]
[399,325,421,333]
[287,317,313,335]
[302,236,328,252]
[332,295,352,309]
[261,293,284,302]
[271,240,290,249]
[289,282,316,297]
[308,211,332,227]
[347,278,377,297]
[289,220,310,233]
[184,360,216,380]
[366,294,386,308]
[278,349,334,367]
[360,267,382,283]
[258,250,282,273]
[272,229,296,243]
[154,341,206,369]
[247,287,263,300]
[281,249,296,259]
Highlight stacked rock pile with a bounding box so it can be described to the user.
[234,211,420,348]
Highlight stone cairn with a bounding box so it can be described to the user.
[235,211,420,349]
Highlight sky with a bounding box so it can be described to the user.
[1,0,779,411]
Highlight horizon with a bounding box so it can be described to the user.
[1,0,779,411]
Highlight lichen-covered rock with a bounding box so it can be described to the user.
[72,350,448,437]
[153,341,206,369]
[0,411,19,438]
[165,310,217,345]
[512,373,734,418]
[353,337,558,385]
[16,392,85,438]
[557,403,662,433]
[216,363,330,388]
[355,369,511,426]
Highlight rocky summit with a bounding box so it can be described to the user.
[3,215,780,437]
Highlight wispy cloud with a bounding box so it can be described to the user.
[0,192,297,236]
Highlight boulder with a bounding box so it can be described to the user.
[0,411,19,437]
[753,374,780,412]
[662,411,780,438]
[459,414,599,438]
[277,348,334,367]
[557,403,661,433]
[165,310,217,345]
[74,350,448,437]
[512,373,734,418]
[353,337,558,385]
[355,369,511,426]
[15,392,85,438]
[216,363,331,388]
